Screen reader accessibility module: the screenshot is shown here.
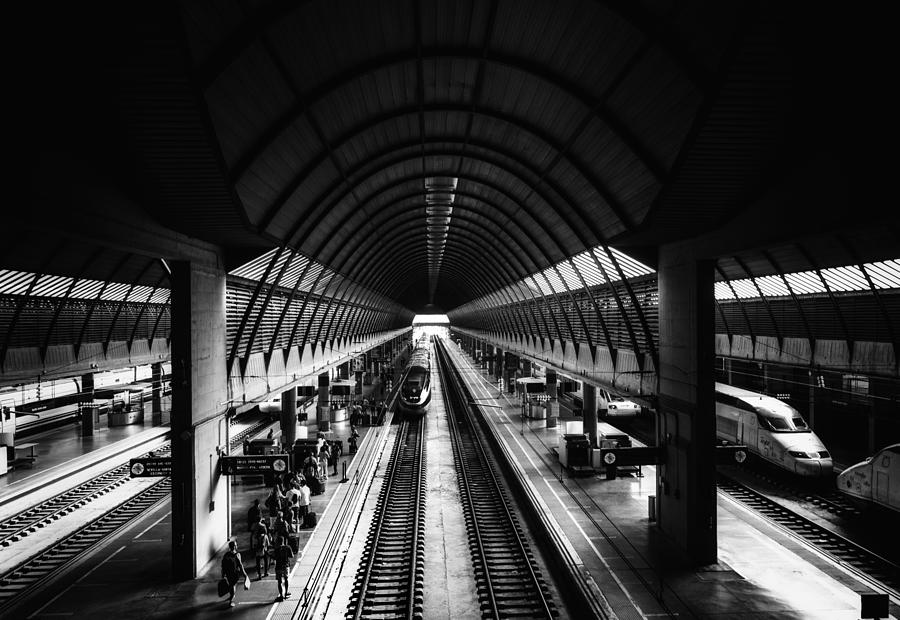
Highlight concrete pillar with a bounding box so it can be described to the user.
[504,352,517,394]
[317,372,330,430]
[170,261,228,580]
[280,388,297,448]
[656,245,717,565]
[583,384,597,445]
[545,369,558,428]
[151,362,162,413]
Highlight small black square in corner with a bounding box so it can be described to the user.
[860,592,888,619]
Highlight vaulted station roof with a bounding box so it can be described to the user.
[10,1,896,317]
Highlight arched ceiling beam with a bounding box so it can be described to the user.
[760,249,814,360]
[312,164,571,270]
[361,236,555,342]
[837,236,899,371]
[282,145,604,284]
[240,247,298,361]
[103,257,157,354]
[73,254,133,362]
[715,264,754,351]
[265,104,631,239]
[731,255,782,352]
[127,269,170,354]
[196,2,712,106]
[227,244,288,372]
[0,239,68,369]
[341,189,587,340]
[39,247,106,364]
[794,242,853,361]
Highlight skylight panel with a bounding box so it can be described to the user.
[556,261,582,290]
[70,279,105,299]
[279,255,309,291]
[864,260,900,288]
[150,289,171,304]
[101,282,131,301]
[527,275,552,296]
[784,271,825,294]
[821,265,868,292]
[32,274,72,297]
[714,282,736,300]
[590,248,617,282]
[754,275,790,297]
[0,270,36,295]
[730,279,758,299]
[228,247,279,280]
[610,248,654,279]
[541,268,565,294]
[572,252,604,287]
[266,250,293,284]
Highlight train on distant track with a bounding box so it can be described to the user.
[836,443,899,514]
[715,382,832,476]
[397,339,432,414]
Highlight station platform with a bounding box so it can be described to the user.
[13,368,400,620]
[443,342,897,620]
[0,412,171,515]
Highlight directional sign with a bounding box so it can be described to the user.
[220,454,291,476]
[130,457,172,477]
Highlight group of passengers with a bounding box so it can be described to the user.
[349,398,386,426]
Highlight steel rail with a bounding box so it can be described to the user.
[435,339,556,619]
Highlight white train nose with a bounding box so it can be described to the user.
[795,458,833,476]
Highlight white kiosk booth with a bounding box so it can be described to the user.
[516,377,549,419]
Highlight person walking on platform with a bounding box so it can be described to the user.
[302,449,320,494]
[272,510,290,542]
[317,446,330,490]
[221,539,248,607]
[250,515,270,577]
[247,498,261,532]
[272,536,294,602]
[297,478,311,522]
[252,526,271,580]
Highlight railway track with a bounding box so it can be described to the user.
[436,342,557,619]
[717,472,900,597]
[346,416,426,619]
[0,443,173,549]
[0,415,272,615]
[0,477,171,610]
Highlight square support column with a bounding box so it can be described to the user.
[657,246,717,565]
[170,261,228,580]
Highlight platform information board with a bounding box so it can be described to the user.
[130,457,172,477]
[220,454,290,475]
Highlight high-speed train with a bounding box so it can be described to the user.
[398,339,432,414]
[715,382,832,476]
[836,443,899,514]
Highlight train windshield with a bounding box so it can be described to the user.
[758,414,811,432]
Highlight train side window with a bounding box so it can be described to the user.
[882,455,891,468]
[791,416,809,430]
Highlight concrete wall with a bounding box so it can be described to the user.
[227,328,411,409]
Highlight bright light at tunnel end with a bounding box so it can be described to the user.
[412,314,449,325]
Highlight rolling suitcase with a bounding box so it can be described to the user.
[288,533,300,553]
[305,511,317,528]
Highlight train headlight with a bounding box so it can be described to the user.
[608,405,617,410]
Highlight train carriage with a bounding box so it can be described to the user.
[398,340,431,415]
[715,382,832,477]
[836,443,900,513]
